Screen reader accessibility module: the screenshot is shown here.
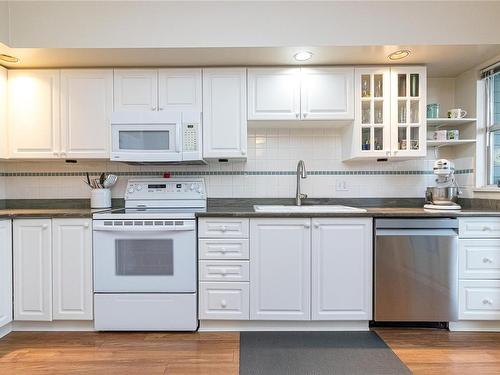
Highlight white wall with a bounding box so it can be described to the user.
[0,127,475,201]
[4,1,500,48]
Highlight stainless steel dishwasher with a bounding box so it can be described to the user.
[374,218,458,322]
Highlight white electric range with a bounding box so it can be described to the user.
[92,178,206,331]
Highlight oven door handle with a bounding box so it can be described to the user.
[93,226,195,232]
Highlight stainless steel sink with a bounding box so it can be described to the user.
[253,205,367,213]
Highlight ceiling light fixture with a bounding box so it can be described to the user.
[294,51,313,62]
[0,54,20,63]
[388,49,411,61]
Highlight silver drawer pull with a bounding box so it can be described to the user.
[483,257,493,264]
[220,225,227,232]
[482,299,493,305]
[482,226,492,231]
[220,299,227,308]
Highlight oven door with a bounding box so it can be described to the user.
[93,219,196,293]
[110,114,182,162]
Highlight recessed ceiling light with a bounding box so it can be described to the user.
[388,49,411,61]
[0,54,20,63]
[294,51,313,62]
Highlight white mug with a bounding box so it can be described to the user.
[448,108,467,119]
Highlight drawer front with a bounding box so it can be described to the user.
[459,239,500,279]
[459,218,500,238]
[199,260,250,282]
[198,218,249,238]
[459,280,500,320]
[199,239,249,260]
[199,282,249,320]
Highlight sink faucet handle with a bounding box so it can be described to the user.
[300,193,308,199]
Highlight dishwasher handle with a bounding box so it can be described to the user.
[376,228,458,237]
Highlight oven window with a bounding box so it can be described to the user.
[115,239,174,276]
[118,130,170,150]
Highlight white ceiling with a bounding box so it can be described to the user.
[1,44,500,77]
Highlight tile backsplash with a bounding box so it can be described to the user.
[0,128,475,200]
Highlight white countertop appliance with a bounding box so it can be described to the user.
[424,159,461,210]
[92,178,206,331]
[110,111,203,163]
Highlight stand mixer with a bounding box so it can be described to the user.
[424,159,461,210]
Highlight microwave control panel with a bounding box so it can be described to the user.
[183,123,199,152]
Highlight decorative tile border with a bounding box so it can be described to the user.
[0,169,474,177]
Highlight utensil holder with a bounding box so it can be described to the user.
[91,189,111,209]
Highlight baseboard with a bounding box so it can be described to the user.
[449,321,500,332]
[0,323,12,338]
[199,320,370,332]
[12,320,95,332]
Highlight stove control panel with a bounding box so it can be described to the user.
[124,178,206,201]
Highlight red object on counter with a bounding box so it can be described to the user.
[163,172,171,178]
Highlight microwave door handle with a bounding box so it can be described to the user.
[93,226,195,232]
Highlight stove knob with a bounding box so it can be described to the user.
[136,185,143,191]
[128,188,134,193]
[197,188,202,193]
[190,184,195,191]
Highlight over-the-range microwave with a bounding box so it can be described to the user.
[110,111,203,163]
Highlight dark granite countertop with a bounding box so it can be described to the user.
[0,198,499,219]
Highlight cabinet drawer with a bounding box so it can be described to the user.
[459,280,500,320]
[198,218,249,238]
[199,282,249,320]
[199,260,249,282]
[459,218,500,238]
[459,239,500,279]
[199,239,249,260]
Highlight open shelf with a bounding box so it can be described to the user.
[427,118,477,127]
[427,139,476,147]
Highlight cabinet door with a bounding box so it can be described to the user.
[203,68,247,158]
[0,220,12,328]
[0,67,7,159]
[158,69,202,112]
[52,219,93,320]
[247,68,300,120]
[390,66,427,157]
[13,219,52,321]
[61,70,113,158]
[250,218,311,320]
[312,218,372,320]
[301,67,354,120]
[8,70,60,158]
[113,69,158,111]
[352,67,391,158]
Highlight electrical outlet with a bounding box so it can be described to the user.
[335,180,348,191]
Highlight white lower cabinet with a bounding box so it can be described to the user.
[0,220,12,328]
[52,219,93,320]
[311,218,372,320]
[199,282,250,320]
[459,280,500,320]
[13,218,93,322]
[13,219,52,321]
[250,218,311,320]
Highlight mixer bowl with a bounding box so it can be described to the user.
[425,187,460,205]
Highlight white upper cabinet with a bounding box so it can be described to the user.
[60,69,113,158]
[13,219,53,321]
[8,70,61,158]
[311,218,372,320]
[250,218,311,320]
[158,69,202,112]
[301,67,354,120]
[0,67,7,159]
[52,219,93,320]
[390,66,427,158]
[248,67,354,121]
[248,68,301,120]
[113,69,158,111]
[203,68,247,159]
[0,220,12,328]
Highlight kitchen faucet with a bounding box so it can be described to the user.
[296,160,308,206]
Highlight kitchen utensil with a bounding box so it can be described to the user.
[103,174,118,188]
[425,186,460,205]
[86,172,91,186]
[99,173,106,186]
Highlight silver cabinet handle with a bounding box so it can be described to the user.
[241,150,246,155]
[304,223,310,229]
[483,257,493,263]
[295,113,300,119]
[151,107,156,111]
[303,113,308,118]
[159,107,164,111]
[220,225,227,232]
[220,299,227,308]
[386,151,390,156]
[84,222,90,229]
[313,222,319,228]
[42,224,48,230]
[482,299,493,305]
[482,226,492,231]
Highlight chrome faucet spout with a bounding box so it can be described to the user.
[296,160,308,206]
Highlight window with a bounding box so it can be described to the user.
[485,73,500,185]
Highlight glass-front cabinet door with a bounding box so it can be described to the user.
[390,66,427,157]
[354,67,391,157]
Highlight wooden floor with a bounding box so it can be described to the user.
[0,329,499,374]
